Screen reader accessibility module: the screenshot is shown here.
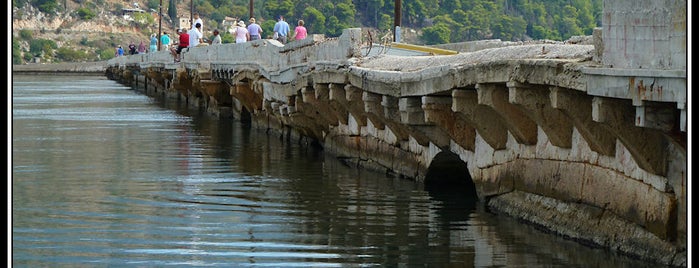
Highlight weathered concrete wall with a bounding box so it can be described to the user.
[601,0,686,70]
[105,17,687,266]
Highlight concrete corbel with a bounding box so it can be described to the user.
[550,87,616,156]
[381,95,411,142]
[507,81,573,148]
[313,83,347,125]
[343,84,368,127]
[476,83,537,145]
[452,89,508,150]
[422,95,476,151]
[362,92,387,130]
[592,96,668,176]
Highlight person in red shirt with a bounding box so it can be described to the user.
[170,28,190,62]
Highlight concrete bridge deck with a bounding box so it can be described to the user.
[103,1,687,265]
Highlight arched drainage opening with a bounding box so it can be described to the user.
[240,106,252,125]
[424,152,479,216]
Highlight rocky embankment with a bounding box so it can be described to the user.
[12,61,107,74]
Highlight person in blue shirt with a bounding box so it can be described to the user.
[160,32,171,51]
[115,45,124,56]
[149,34,158,52]
[273,15,290,44]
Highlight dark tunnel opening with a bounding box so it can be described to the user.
[424,151,479,217]
[240,106,252,125]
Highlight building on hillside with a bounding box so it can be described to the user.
[121,8,145,21]
[221,16,238,34]
[122,8,145,16]
[178,17,191,30]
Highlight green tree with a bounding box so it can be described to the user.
[132,12,156,28]
[260,20,277,39]
[431,14,461,42]
[55,47,90,62]
[557,5,583,38]
[439,0,461,14]
[302,6,326,35]
[29,38,57,57]
[459,6,491,41]
[13,38,24,64]
[168,0,177,21]
[76,7,96,20]
[420,22,450,44]
[33,0,57,13]
[378,13,392,31]
[19,29,33,40]
[325,16,342,37]
[146,0,158,10]
[98,48,116,61]
[264,0,294,20]
[402,0,427,27]
[491,15,527,41]
[356,0,383,27]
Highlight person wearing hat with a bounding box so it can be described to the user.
[247,17,263,41]
[170,28,189,62]
[234,20,250,43]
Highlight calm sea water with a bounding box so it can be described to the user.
[11,74,657,267]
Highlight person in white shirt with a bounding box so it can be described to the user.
[234,21,249,43]
[188,23,203,48]
[191,12,203,33]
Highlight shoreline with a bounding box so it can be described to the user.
[12,61,107,74]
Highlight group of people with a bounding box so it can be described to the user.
[228,15,306,44]
[272,15,306,44]
[114,12,310,61]
[115,32,172,57]
[170,12,205,62]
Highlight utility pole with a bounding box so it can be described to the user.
[394,0,401,42]
[190,0,194,28]
[158,0,163,51]
[249,0,254,19]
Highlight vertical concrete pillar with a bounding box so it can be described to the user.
[322,83,348,125]
[363,92,386,129]
[399,97,426,125]
[301,86,315,104]
[382,95,400,121]
[381,95,411,142]
[344,84,368,127]
[328,83,346,102]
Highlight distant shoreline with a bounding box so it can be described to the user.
[12,61,107,75]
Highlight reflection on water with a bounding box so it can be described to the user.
[11,74,656,267]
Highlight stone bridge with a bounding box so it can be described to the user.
[104,1,687,266]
